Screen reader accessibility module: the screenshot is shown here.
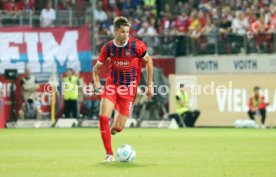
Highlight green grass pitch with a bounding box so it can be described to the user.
[0,128,276,177]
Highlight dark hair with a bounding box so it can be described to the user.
[180,83,185,88]
[27,99,34,104]
[254,86,260,91]
[114,16,131,29]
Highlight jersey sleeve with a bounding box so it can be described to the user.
[97,44,109,64]
[259,96,267,109]
[136,40,147,58]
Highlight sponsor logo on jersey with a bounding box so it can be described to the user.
[113,61,130,66]
[125,50,131,56]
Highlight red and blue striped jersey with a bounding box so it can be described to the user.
[97,37,147,86]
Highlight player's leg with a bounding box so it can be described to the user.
[247,110,256,120]
[36,108,42,120]
[99,98,115,161]
[111,98,133,135]
[259,108,266,128]
[111,112,128,135]
[71,100,77,118]
[182,111,193,127]
[190,110,200,127]
[64,100,70,118]
[19,109,25,120]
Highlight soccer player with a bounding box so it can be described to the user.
[93,16,154,162]
[248,86,267,129]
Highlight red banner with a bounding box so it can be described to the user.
[0,26,92,73]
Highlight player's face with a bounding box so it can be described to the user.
[67,70,72,76]
[115,25,130,45]
[25,68,30,77]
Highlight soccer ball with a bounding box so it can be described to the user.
[116,144,136,162]
[234,120,243,128]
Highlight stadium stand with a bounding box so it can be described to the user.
[0,0,275,55]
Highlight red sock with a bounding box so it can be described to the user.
[99,115,113,155]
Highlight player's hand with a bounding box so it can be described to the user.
[146,83,154,100]
[252,107,258,112]
[179,100,185,107]
[93,82,104,94]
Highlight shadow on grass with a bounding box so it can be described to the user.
[95,161,157,168]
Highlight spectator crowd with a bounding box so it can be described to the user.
[92,0,276,54]
[1,0,276,54]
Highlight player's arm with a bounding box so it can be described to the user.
[248,97,255,111]
[143,53,154,99]
[93,62,103,88]
[176,94,189,107]
[259,96,267,109]
[93,44,108,88]
[176,95,185,107]
[137,40,153,99]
